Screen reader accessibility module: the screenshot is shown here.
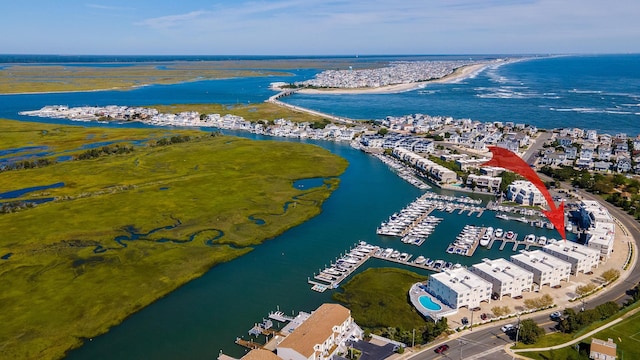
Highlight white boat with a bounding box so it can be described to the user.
[480,237,490,246]
[414,255,426,264]
[566,223,573,232]
[495,228,504,238]
[525,234,536,243]
[496,213,509,220]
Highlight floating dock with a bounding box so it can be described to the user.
[308,242,374,292]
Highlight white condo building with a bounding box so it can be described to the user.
[579,200,615,259]
[470,258,534,299]
[426,267,492,309]
[506,180,545,206]
[393,148,458,184]
[510,250,571,288]
[542,240,600,274]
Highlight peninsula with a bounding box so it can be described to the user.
[275,60,504,94]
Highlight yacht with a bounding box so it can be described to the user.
[495,228,504,238]
[480,236,491,247]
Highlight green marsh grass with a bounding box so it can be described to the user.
[0,119,348,359]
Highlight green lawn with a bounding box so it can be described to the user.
[0,119,348,359]
[516,304,640,359]
[333,268,428,330]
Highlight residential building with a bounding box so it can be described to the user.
[426,268,492,309]
[276,303,362,360]
[470,258,533,299]
[506,180,545,206]
[393,148,458,184]
[510,250,571,288]
[579,200,615,259]
[542,240,600,275]
[466,174,502,192]
[590,338,617,360]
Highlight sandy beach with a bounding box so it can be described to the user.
[292,61,497,95]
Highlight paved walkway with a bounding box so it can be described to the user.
[506,304,640,358]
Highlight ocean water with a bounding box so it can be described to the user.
[282,54,640,136]
[0,54,636,359]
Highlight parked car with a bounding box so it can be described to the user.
[550,311,563,320]
[501,324,515,333]
[434,344,450,354]
[481,313,489,320]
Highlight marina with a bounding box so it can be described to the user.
[376,191,484,245]
[308,241,376,292]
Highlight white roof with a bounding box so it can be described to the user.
[544,241,600,261]
[511,250,571,272]
[472,258,532,283]
[431,267,492,294]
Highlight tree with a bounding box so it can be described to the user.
[558,308,580,333]
[518,319,544,344]
[596,301,619,319]
[601,269,620,284]
[377,128,389,136]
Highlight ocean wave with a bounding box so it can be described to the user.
[549,107,637,115]
[568,89,603,94]
[474,86,560,100]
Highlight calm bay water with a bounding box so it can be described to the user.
[0,54,636,359]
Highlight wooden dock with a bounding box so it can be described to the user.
[308,242,374,291]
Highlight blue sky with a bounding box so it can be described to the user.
[2,0,639,55]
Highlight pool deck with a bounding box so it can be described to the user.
[409,283,456,321]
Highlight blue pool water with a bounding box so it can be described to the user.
[419,295,442,311]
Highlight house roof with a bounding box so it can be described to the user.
[241,349,282,360]
[277,303,350,358]
[590,338,617,357]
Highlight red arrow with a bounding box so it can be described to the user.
[482,146,566,240]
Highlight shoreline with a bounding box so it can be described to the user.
[289,61,499,95]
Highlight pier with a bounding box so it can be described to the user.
[308,242,375,292]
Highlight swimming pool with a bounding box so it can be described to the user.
[418,295,442,311]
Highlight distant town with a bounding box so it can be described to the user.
[288,60,484,89]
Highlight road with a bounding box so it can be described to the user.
[408,135,640,359]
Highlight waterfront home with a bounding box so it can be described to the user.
[510,250,571,288]
[276,303,362,360]
[466,174,502,193]
[470,258,533,300]
[579,200,616,259]
[426,268,492,309]
[506,180,545,206]
[393,148,458,184]
[542,240,600,275]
